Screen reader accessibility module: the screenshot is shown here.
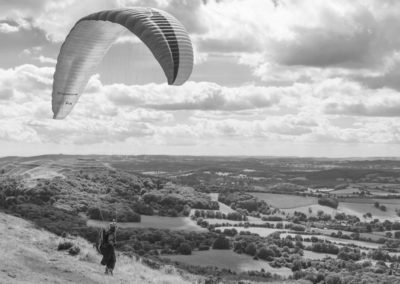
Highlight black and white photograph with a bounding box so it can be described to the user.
[1,0,400,283]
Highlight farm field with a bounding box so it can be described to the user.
[281,204,337,217]
[216,226,283,237]
[330,187,360,195]
[303,250,336,260]
[203,218,266,225]
[87,215,207,232]
[369,190,400,196]
[216,201,237,214]
[338,202,399,221]
[161,249,292,276]
[339,198,400,205]
[280,233,382,249]
[250,193,318,209]
[311,228,387,242]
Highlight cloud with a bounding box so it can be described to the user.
[0,22,19,33]
[100,80,282,111]
[37,55,56,64]
[4,1,400,155]
[324,92,400,117]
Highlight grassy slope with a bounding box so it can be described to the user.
[0,212,200,284]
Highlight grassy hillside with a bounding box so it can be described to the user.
[0,212,201,284]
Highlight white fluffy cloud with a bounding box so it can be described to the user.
[1,64,400,150]
[2,1,400,156]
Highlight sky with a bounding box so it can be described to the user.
[1,0,400,157]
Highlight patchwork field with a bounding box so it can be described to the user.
[280,233,382,249]
[250,193,318,209]
[162,249,292,277]
[338,202,399,221]
[330,187,360,196]
[281,204,337,217]
[203,218,266,225]
[216,226,283,237]
[87,215,207,232]
[303,250,336,260]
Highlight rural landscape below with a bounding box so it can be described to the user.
[3,1,400,283]
[1,154,400,283]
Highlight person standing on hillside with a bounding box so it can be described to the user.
[100,220,117,275]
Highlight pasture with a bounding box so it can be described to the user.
[338,202,399,221]
[250,193,317,209]
[330,187,360,196]
[162,249,292,277]
[280,233,382,249]
[303,250,336,260]
[87,215,207,232]
[216,226,283,237]
[281,204,337,217]
[203,219,266,225]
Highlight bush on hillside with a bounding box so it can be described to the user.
[58,241,74,251]
[69,246,80,256]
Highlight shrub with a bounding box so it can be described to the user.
[212,236,230,250]
[291,224,306,232]
[198,244,210,251]
[223,228,238,236]
[292,259,302,272]
[335,213,346,220]
[58,241,74,251]
[178,242,192,255]
[325,274,342,284]
[68,246,80,256]
[257,247,275,261]
[245,243,257,256]
[318,197,339,209]
[87,207,102,220]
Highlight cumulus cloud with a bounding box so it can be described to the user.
[3,1,400,155]
[0,22,19,33]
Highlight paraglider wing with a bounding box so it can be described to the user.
[52,8,193,119]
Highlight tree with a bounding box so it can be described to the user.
[325,274,342,284]
[212,236,230,249]
[257,247,275,261]
[374,201,380,208]
[291,224,306,232]
[245,243,257,256]
[318,197,339,209]
[292,259,302,272]
[335,213,346,220]
[178,242,192,255]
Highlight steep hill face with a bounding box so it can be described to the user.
[0,212,200,284]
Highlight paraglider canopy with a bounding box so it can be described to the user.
[52,7,194,119]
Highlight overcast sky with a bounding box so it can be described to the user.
[1,0,400,157]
